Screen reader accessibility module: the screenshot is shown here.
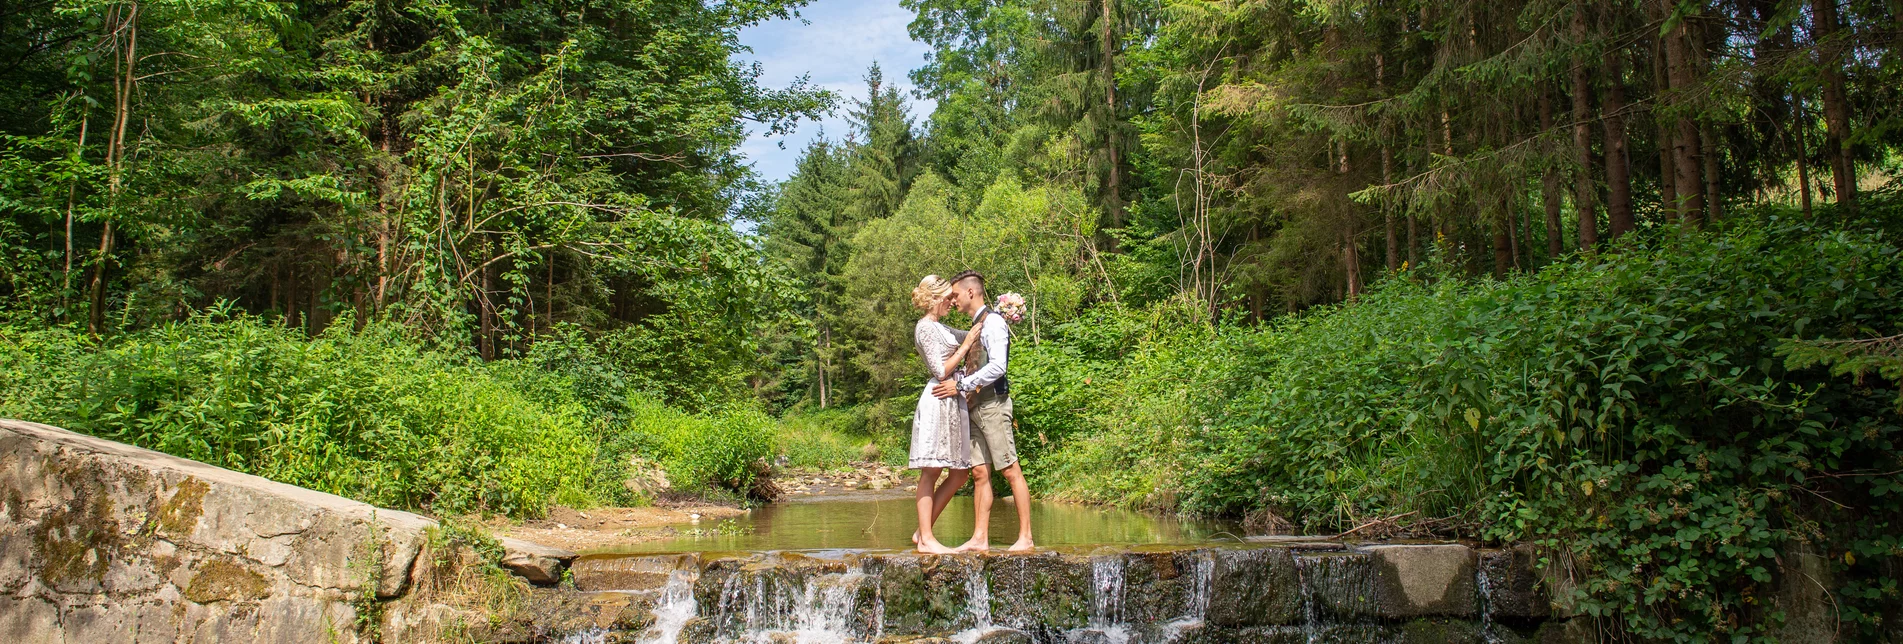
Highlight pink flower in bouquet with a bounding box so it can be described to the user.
[994,293,1027,323]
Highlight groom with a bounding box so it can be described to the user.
[933,270,1035,552]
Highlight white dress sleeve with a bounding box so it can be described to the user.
[914,319,949,380]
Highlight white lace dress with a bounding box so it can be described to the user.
[910,318,973,470]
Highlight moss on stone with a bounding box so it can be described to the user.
[184,558,272,603]
[151,477,208,539]
[32,476,119,592]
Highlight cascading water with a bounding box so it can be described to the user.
[1078,554,1132,644]
[563,542,1561,643]
[638,569,701,644]
[1293,552,1378,643]
[705,557,875,643]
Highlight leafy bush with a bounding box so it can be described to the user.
[1028,207,1903,640]
[601,399,775,498]
[0,310,597,517]
[775,407,873,469]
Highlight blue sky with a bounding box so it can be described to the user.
[733,0,936,184]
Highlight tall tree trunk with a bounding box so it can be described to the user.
[1795,97,1814,216]
[1099,0,1124,229]
[1378,53,1397,271]
[62,111,89,312]
[1601,51,1634,238]
[1662,9,1705,228]
[1383,147,1397,271]
[1701,122,1722,222]
[1812,0,1854,210]
[1407,213,1419,267]
[1570,7,1599,251]
[91,2,138,336]
[1343,230,1360,301]
[1652,39,1678,224]
[1539,88,1566,259]
[1492,211,1511,277]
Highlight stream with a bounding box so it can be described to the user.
[588,493,1242,554]
[561,496,1561,644]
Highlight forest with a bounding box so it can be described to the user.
[2,0,1902,639]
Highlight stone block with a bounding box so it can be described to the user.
[1205,547,1301,626]
[982,552,1090,632]
[573,553,699,592]
[1479,544,1550,621]
[1364,544,1476,618]
[499,536,577,585]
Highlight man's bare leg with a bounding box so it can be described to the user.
[914,468,958,554]
[912,468,968,545]
[957,465,993,552]
[999,463,1035,551]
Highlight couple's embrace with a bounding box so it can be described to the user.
[907,270,1035,554]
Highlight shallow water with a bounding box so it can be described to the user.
[589,494,1241,554]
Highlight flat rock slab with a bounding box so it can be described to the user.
[1364,544,1477,618]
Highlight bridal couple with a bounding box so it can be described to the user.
[907,270,1035,554]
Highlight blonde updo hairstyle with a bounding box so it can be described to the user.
[912,275,953,312]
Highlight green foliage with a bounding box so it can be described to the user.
[605,399,776,498]
[0,310,597,518]
[775,407,875,469]
[1031,208,1903,640]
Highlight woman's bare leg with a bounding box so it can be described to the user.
[913,468,968,544]
[915,468,957,554]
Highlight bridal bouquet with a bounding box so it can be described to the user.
[994,293,1027,323]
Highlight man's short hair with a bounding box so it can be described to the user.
[950,270,985,289]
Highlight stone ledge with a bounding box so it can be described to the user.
[0,419,575,643]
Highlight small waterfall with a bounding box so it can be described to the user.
[1476,554,1504,644]
[637,569,700,644]
[706,559,873,643]
[1293,552,1376,643]
[1081,554,1131,644]
[1182,550,1214,621]
[562,628,608,644]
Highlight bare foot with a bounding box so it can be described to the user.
[917,542,958,555]
[911,530,921,546]
[1006,537,1035,552]
[957,537,990,553]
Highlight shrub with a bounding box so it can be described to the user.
[606,399,775,498]
[0,310,597,517]
[1027,206,1903,640]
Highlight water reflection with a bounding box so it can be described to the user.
[590,495,1239,554]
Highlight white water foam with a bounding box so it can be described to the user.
[637,569,700,644]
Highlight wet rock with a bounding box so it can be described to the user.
[1364,544,1477,618]
[499,536,577,585]
[971,626,1035,643]
[1391,618,1485,643]
[1297,552,1380,622]
[1205,547,1301,626]
[573,553,699,592]
[1478,544,1549,621]
[872,553,987,635]
[983,552,1091,631]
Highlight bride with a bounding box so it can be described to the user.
[908,275,983,554]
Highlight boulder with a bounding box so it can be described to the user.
[498,536,577,585]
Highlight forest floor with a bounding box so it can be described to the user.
[492,461,913,551]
